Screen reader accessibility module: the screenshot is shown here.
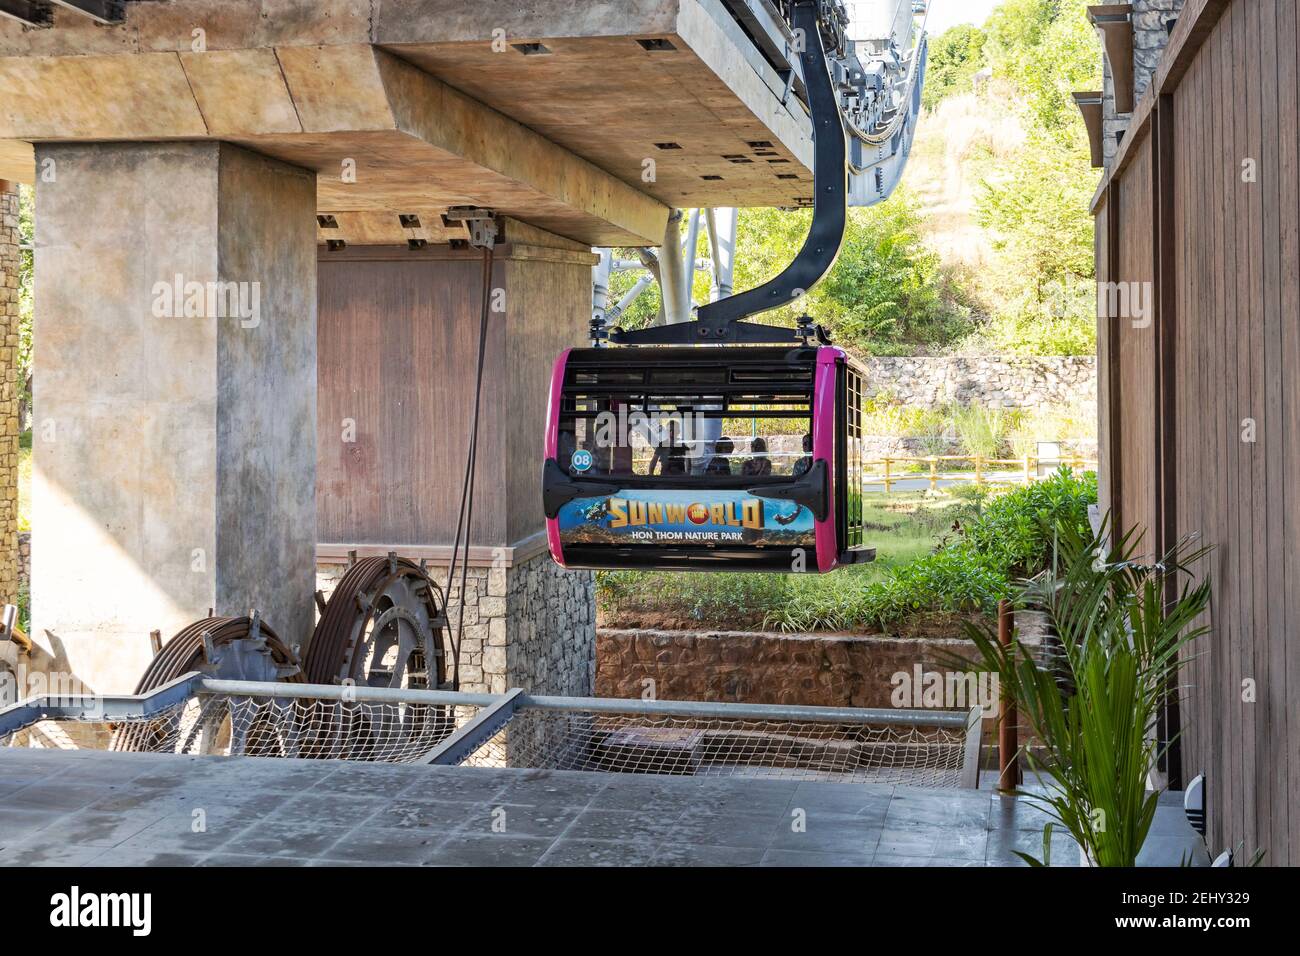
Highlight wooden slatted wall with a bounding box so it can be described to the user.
[1101,0,1298,865]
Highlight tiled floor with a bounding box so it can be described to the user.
[0,748,1207,867]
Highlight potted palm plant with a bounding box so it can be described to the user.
[957,517,1210,866]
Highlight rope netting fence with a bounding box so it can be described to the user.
[5,695,477,763]
[2,684,978,788]
[457,707,970,788]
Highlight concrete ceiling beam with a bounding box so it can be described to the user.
[0,43,669,245]
[0,0,813,210]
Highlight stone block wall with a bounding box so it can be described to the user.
[0,181,19,606]
[316,552,594,697]
[596,628,978,709]
[596,616,1053,726]
[862,355,1096,410]
[506,554,596,699]
[1101,0,1185,165]
[17,530,28,591]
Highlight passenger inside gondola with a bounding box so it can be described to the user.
[705,437,735,475]
[649,421,689,475]
[793,433,813,476]
[741,437,773,477]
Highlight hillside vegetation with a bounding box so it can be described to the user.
[608,0,1104,358]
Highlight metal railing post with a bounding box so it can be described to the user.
[997,599,1020,792]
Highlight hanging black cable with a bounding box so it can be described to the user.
[443,241,496,690]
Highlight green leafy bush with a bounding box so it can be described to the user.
[598,473,1098,636]
[923,24,989,110]
[956,467,1098,575]
[766,468,1097,632]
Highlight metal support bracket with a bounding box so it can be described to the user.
[445,206,499,250]
[418,687,524,765]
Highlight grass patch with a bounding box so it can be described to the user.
[596,489,971,631]
[596,470,1098,635]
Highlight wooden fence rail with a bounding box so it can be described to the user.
[865,455,1098,494]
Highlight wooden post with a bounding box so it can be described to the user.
[975,456,984,487]
[928,456,938,492]
[998,599,1020,791]
[1023,455,1033,485]
[883,457,892,495]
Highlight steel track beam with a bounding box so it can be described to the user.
[0,0,52,27]
[49,0,123,24]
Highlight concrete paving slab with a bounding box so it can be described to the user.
[653,843,766,867]
[23,809,165,848]
[870,855,985,867]
[883,790,991,831]
[0,838,120,867]
[199,854,314,867]
[458,804,581,840]
[764,814,882,855]
[672,808,789,849]
[536,838,660,867]
[317,826,444,865]
[0,749,1208,867]
[3,782,106,812]
[222,822,355,859]
[365,798,480,832]
[985,826,1083,866]
[760,847,875,867]
[875,827,989,861]
[431,833,555,867]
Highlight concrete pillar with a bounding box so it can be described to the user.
[33,143,317,693]
[0,181,20,607]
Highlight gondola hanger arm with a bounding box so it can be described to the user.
[609,0,848,348]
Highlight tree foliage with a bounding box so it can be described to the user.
[972,0,1102,355]
[923,23,988,110]
[591,1,1105,359]
[733,193,970,354]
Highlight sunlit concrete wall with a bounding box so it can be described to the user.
[31,143,316,693]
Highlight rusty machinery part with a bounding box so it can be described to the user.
[131,613,304,692]
[304,555,449,690]
[112,613,304,755]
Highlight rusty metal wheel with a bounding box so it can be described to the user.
[297,555,452,760]
[113,613,303,755]
[304,554,449,690]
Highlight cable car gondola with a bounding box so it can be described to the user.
[541,0,876,574]
[543,344,871,572]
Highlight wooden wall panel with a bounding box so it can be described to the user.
[503,254,593,545]
[316,243,591,553]
[1277,0,1300,867]
[1118,0,1300,865]
[1114,133,1157,556]
[316,247,508,548]
[1095,197,1113,523]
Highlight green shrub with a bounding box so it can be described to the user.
[598,471,1097,635]
[956,466,1097,575]
[766,467,1097,633]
